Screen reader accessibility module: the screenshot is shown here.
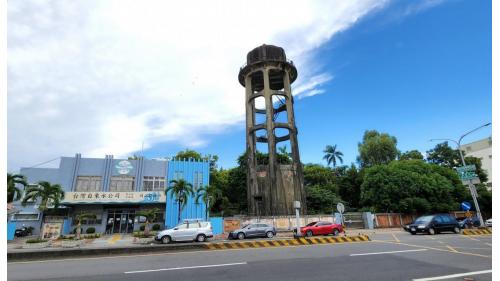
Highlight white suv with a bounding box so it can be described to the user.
[155,220,213,244]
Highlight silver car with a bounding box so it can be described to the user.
[228,223,277,240]
[155,220,213,244]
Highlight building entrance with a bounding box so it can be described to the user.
[105,209,135,234]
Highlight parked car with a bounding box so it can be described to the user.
[14,226,34,237]
[485,218,492,227]
[296,221,343,237]
[228,223,277,240]
[155,219,213,244]
[405,214,460,235]
[457,216,480,229]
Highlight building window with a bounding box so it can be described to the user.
[109,176,135,192]
[193,172,203,192]
[11,213,40,221]
[143,176,165,191]
[75,176,102,192]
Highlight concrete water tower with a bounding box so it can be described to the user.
[238,44,306,216]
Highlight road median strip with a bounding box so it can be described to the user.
[203,235,371,250]
[462,229,491,235]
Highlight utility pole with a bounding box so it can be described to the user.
[430,122,491,227]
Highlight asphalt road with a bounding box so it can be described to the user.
[8,231,492,281]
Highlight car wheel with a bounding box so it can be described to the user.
[237,232,245,240]
[161,235,171,244]
[332,229,340,236]
[196,234,206,242]
[453,227,461,234]
[266,231,274,238]
[306,230,313,237]
[428,228,435,235]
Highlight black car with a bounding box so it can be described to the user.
[404,214,461,235]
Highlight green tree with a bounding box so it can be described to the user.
[165,179,194,223]
[175,149,203,161]
[127,154,140,160]
[426,142,461,168]
[7,173,27,203]
[303,164,337,193]
[195,185,222,220]
[305,185,343,214]
[136,208,160,236]
[323,145,344,168]
[337,164,363,209]
[21,181,65,237]
[399,150,424,161]
[357,130,400,168]
[277,146,292,164]
[74,212,96,239]
[360,160,467,213]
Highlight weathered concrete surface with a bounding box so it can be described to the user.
[239,45,306,216]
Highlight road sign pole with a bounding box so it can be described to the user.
[458,150,484,227]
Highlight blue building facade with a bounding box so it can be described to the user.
[9,154,210,236]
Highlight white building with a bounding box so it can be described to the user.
[460,137,492,190]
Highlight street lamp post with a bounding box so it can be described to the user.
[430,122,491,227]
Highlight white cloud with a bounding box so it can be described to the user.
[8,0,389,170]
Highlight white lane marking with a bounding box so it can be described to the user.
[124,262,247,274]
[413,269,492,281]
[350,249,427,256]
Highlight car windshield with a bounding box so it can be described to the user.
[414,216,433,224]
[306,222,317,227]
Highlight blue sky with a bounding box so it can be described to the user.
[8,0,491,171]
[143,0,492,168]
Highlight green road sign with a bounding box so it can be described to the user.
[456,165,478,181]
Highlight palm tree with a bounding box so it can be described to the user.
[74,212,96,240]
[323,145,344,168]
[7,173,27,203]
[136,208,160,237]
[165,179,194,223]
[195,185,221,220]
[22,181,65,238]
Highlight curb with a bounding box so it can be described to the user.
[8,243,205,262]
[205,235,371,250]
[463,229,492,235]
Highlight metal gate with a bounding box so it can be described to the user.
[342,212,364,229]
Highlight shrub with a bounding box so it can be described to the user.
[152,224,161,231]
[83,233,101,239]
[133,231,155,238]
[86,227,96,234]
[26,238,48,244]
[139,225,146,231]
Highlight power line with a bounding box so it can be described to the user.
[26,157,61,169]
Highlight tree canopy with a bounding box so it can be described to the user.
[357,130,400,168]
[399,150,424,161]
[360,160,467,213]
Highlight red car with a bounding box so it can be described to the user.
[299,221,343,237]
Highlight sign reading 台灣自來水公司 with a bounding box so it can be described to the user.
[61,191,166,204]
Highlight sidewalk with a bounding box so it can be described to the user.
[8,228,401,252]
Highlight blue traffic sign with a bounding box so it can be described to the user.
[461,201,471,211]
